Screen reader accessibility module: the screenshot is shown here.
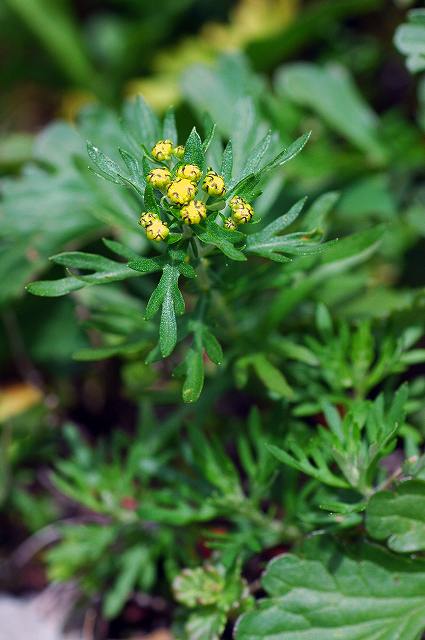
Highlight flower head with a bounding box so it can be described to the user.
[176,163,202,183]
[151,139,173,161]
[147,167,171,189]
[202,170,226,197]
[180,200,207,225]
[167,178,196,205]
[173,145,185,159]
[232,203,254,225]
[224,217,237,231]
[229,196,246,211]
[145,219,169,241]
[139,212,159,228]
[230,195,254,224]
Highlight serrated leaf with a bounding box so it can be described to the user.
[236,538,425,640]
[183,127,205,168]
[366,480,425,553]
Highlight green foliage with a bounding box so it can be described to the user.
[3,9,425,639]
[395,9,425,73]
[366,480,425,553]
[236,537,425,640]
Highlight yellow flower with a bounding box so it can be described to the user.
[139,212,158,228]
[202,170,226,196]
[145,219,169,241]
[147,167,171,189]
[224,217,237,231]
[151,139,174,161]
[180,200,207,225]
[176,163,202,183]
[233,202,254,224]
[167,178,196,205]
[173,145,185,158]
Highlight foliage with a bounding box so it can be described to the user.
[1,6,425,640]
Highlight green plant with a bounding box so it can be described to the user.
[2,11,425,638]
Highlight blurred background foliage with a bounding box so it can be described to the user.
[1,0,425,637]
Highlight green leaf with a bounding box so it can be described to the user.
[26,277,85,297]
[395,10,425,73]
[246,197,318,262]
[143,183,160,214]
[102,238,139,260]
[202,330,223,365]
[182,346,204,404]
[220,139,233,183]
[366,480,425,553]
[202,120,217,154]
[276,63,385,159]
[50,251,138,284]
[263,131,311,171]
[118,147,145,192]
[87,141,127,185]
[183,127,205,169]
[186,609,227,640]
[196,220,246,262]
[103,547,147,619]
[123,95,160,150]
[162,106,177,142]
[236,538,425,640]
[173,565,226,608]
[145,264,184,357]
[128,255,167,274]
[235,353,294,399]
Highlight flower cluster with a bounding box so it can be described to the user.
[138,139,255,242]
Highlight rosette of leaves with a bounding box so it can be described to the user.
[26,98,344,402]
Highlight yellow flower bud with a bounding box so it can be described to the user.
[147,167,171,189]
[139,212,158,228]
[173,145,185,158]
[229,195,246,211]
[167,178,196,205]
[180,200,207,225]
[151,139,173,161]
[224,217,237,231]
[232,202,254,225]
[145,219,169,241]
[176,163,202,183]
[202,170,226,197]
